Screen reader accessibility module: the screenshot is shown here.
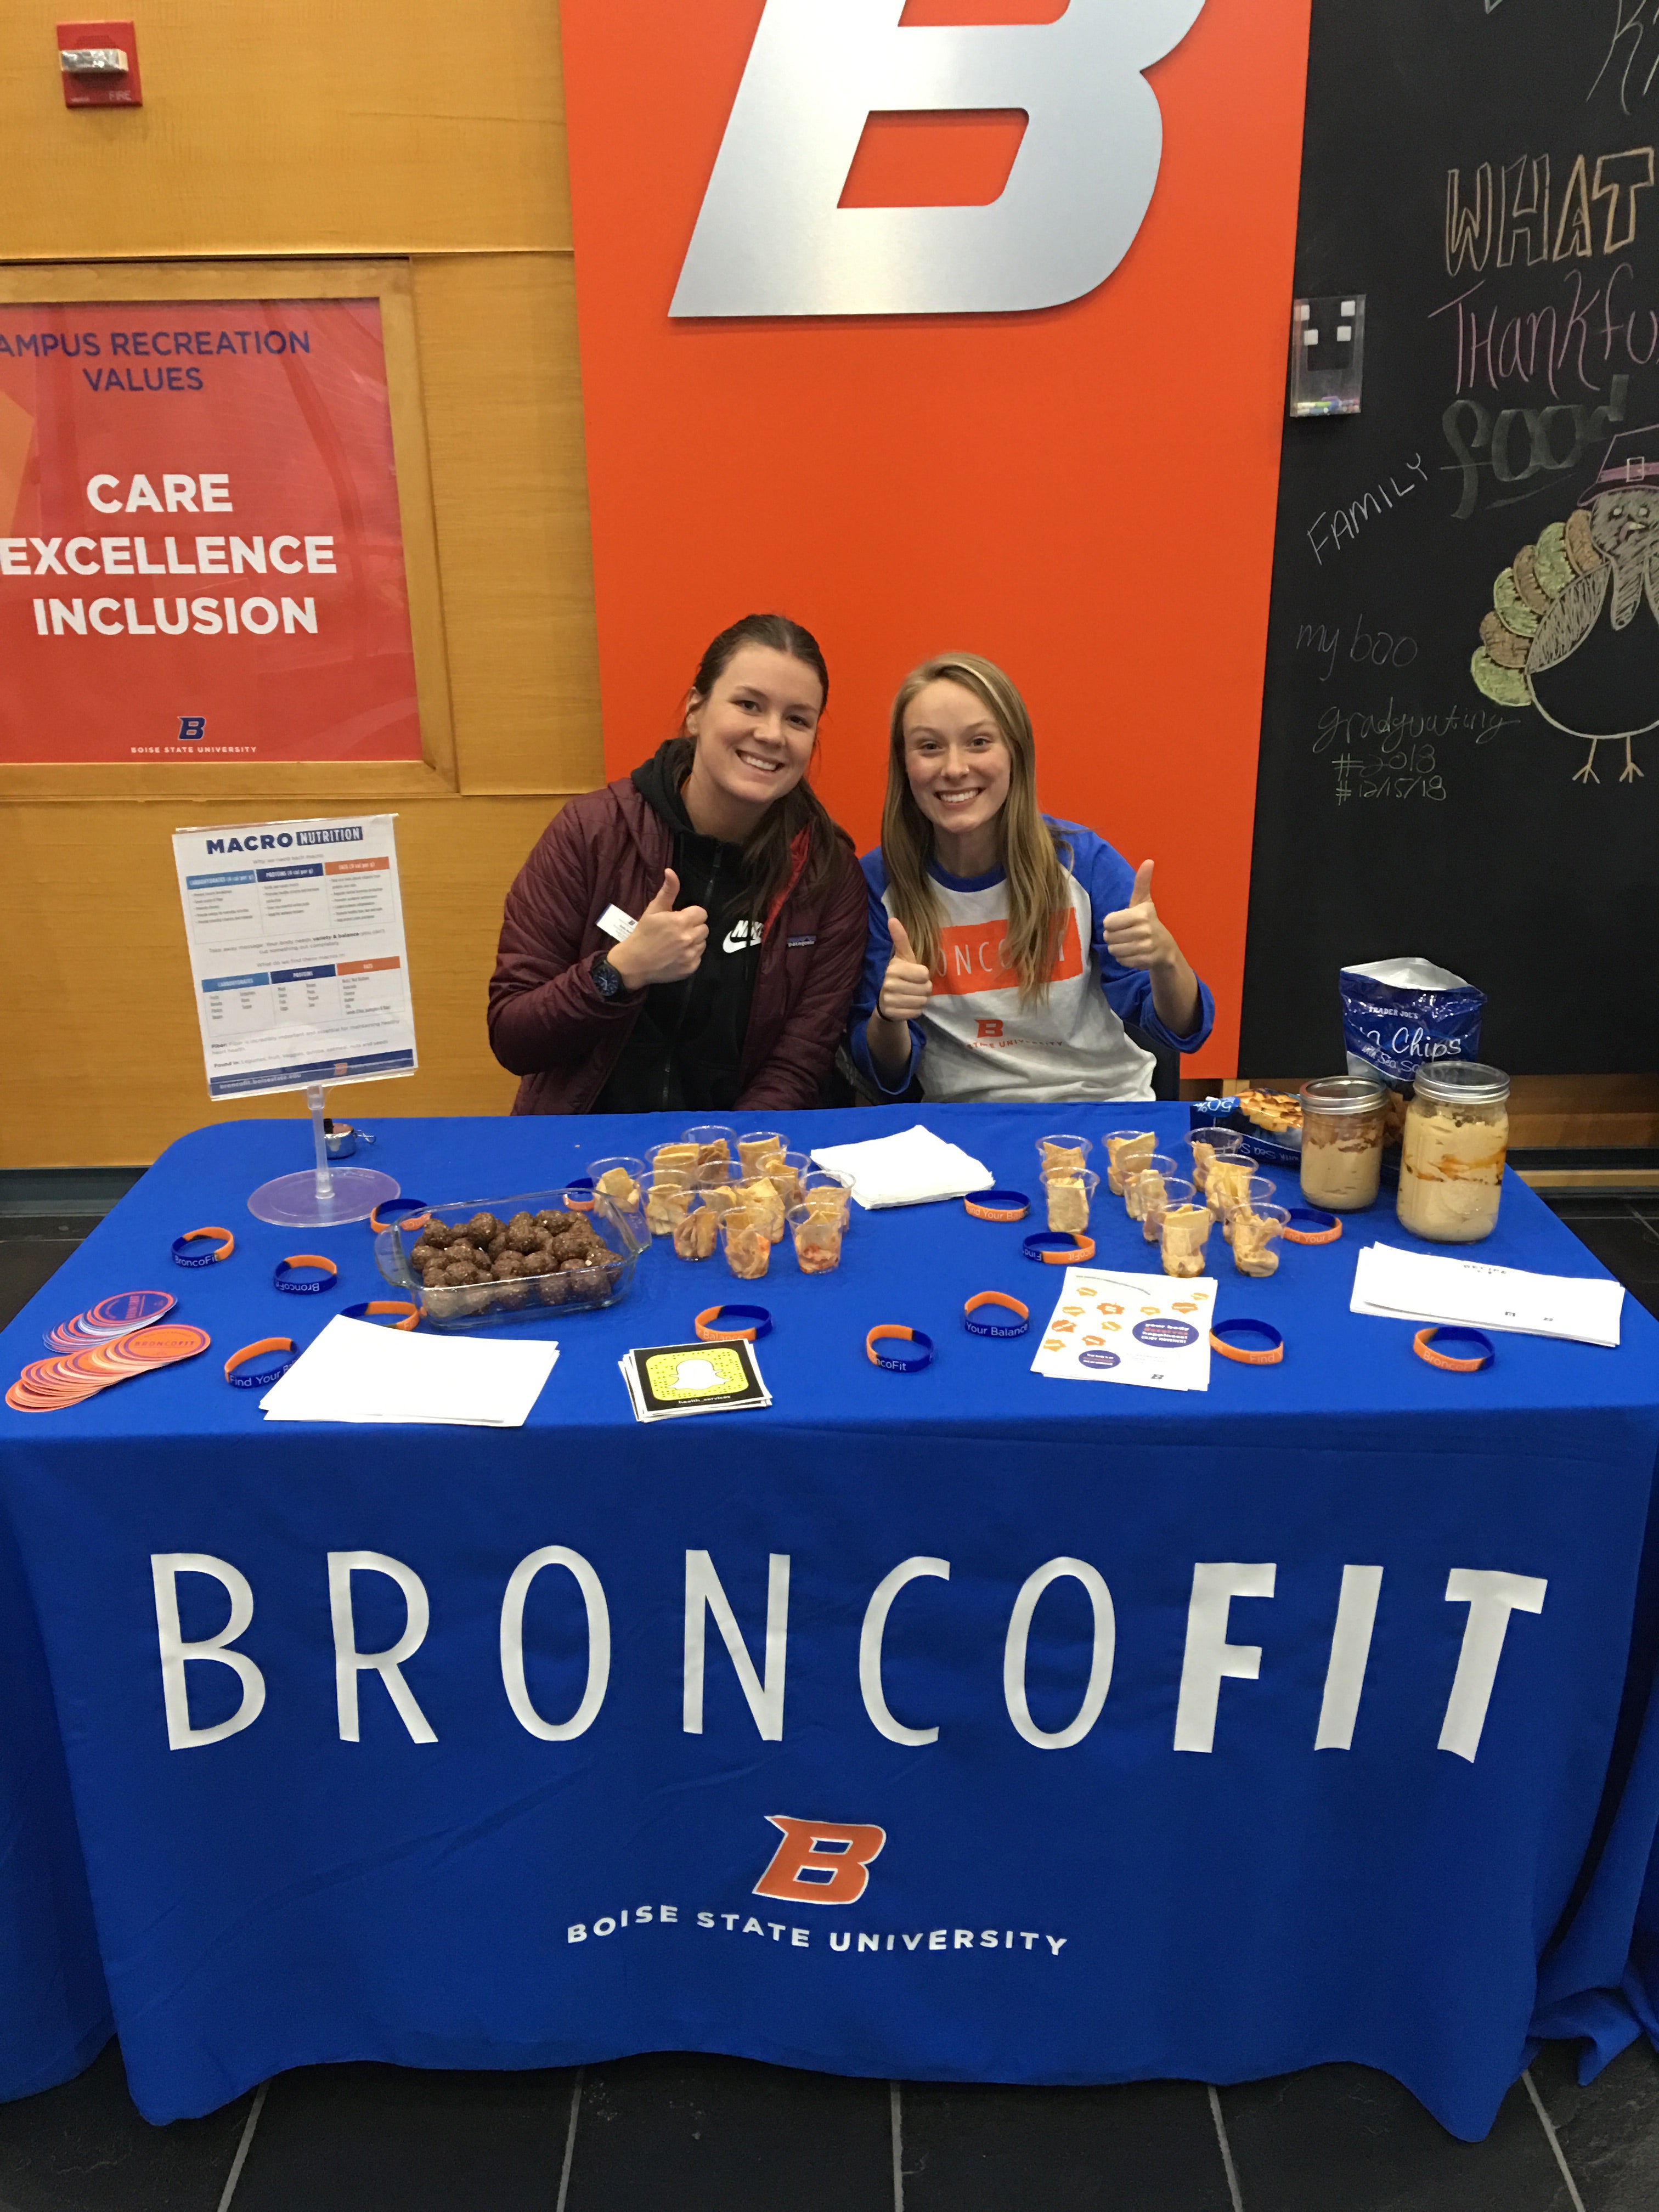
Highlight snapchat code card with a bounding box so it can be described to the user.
[620,1341,771,1422]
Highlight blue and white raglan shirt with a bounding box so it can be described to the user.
[848,820,1215,1104]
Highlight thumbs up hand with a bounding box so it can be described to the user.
[607,868,710,990]
[877,914,934,1023]
[1101,859,1172,973]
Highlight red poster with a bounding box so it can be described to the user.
[0,298,421,764]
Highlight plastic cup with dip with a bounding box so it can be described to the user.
[1044,1167,1099,1235]
[764,1150,812,1210]
[1036,1133,1093,1182]
[586,1155,646,1222]
[1159,1199,1213,1278]
[1124,1153,1177,1221]
[1141,1173,1194,1243]
[1220,1175,1278,1242]
[1102,1130,1155,1195]
[718,1204,771,1280]
[787,1203,844,1274]
[681,1124,737,1167]
[1231,1203,1290,1277]
[639,1170,692,1238]
[739,1174,788,1244]
[1203,1150,1256,1220]
[670,1193,719,1262]
[738,1130,788,1175]
[801,1169,854,1227]
[694,1161,742,1215]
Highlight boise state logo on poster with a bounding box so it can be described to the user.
[177,715,205,742]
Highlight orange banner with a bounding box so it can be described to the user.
[0,298,420,764]
[560,0,1311,1074]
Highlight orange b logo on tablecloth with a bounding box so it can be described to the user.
[753,1814,887,1906]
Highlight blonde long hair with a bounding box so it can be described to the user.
[881,653,1071,1005]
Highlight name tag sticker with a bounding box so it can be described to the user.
[787,935,816,947]
[598,904,637,942]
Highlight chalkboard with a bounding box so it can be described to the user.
[1240,0,1659,1077]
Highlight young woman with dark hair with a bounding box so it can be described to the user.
[851,652,1214,1103]
[489,613,868,1114]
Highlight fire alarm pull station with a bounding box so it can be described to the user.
[58,20,140,107]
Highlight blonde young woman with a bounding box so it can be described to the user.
[852,653,1213,1103]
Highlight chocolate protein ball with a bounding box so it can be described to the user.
[466,1213,501,1242]
[422,1221,457,1249]
[506,1223,540,1255]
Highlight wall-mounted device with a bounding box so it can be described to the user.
[58,20,141,108]
[1289,295,1364,416]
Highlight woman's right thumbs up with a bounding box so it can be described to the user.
[607,868,710,990]
[877,913,934,1022]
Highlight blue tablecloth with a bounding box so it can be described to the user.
[4,1102,1659,2136]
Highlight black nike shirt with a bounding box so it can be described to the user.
[592,741,765,1114]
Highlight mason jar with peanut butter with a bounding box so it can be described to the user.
[1298,1075,1389,1211]
[1396,1062,1509,1243]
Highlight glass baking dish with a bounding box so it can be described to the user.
[374,1187,642,1333]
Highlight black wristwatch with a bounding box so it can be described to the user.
[590,950,627,1001]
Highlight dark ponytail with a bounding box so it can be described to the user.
[680,612,850,921]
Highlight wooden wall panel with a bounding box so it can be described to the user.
[414,256,601,794]
[0,0,568,258]
[0,798,568,1167]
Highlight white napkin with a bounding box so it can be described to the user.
[810,1123,995,1210]
[1350,1241,1623,1349]
[259,1314,560,1426]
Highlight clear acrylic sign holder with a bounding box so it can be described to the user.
[247,1082,400,1228]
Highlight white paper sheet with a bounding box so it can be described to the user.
[259,1314,560,1426]
[1030,1266,1215,1392]
[1349,1240,1623,1348]
[809,1124,994,1209]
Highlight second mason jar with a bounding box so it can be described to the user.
[1396,1061,1510,1243]
[1299,1075,1389,1211]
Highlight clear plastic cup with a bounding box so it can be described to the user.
[1037,1133,1092,1180]
[694,1161,742,1214]
[640,1169,692,1238]
[801,1169,854,1227]
[1124,1153,1177,1221]
[681,1124,737,1166]
[1203,1150,1257,1219]
[587,1155,646,1221]
[788,1203,844,1274]
[738,1130,788,1175]
[1187,1132,1225,1190]
[1231,1202,1289,1278]
[670,1193,719,1262]
[646,1138,702,1181]
[1141,1173,1194,1242]
[718,1204,771,1279]
[764,1150,812,1210]
[1044,1167,1098,1234]
[739,1173,788,1244]
[1102,1130,1155,1195]
[1220,1175,1278,1243]
[1159,1200,1213,1278]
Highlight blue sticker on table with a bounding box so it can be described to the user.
[1078,1349,1121,1370]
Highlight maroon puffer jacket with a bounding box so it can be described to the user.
[488,776,868,1114]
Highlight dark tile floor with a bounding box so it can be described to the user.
[1,1176,1658,2209]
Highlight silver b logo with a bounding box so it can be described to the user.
[670,0,1205,320]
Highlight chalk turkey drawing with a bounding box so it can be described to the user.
[1470,425,1659,781]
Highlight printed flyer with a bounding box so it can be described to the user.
[1032,1266,1215,1393]
[171,813,417,1098]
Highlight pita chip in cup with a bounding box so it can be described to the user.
[640,1170,692,1237]
[1204,1152,1256,1220]
[1159,1200,1213,1279]
[1141,1173,1193,1242]
[740,1174,788,1244]
[718,1204,771,1280]
[681,1123,737,1167]
[672,1193,719,1262]
[1220,1176,1277,1243]
[587,1155,646,1215]
[738,1130,787,1175]
[1037,1133,1092,1179]
[802,1169,854,1227]
[1045,1168,1098,1234]
[1103,1130,1155,1196]
[1124,1153,1176,1222]
[788,1203,844,1273]
[1232,1203,1289,1278]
